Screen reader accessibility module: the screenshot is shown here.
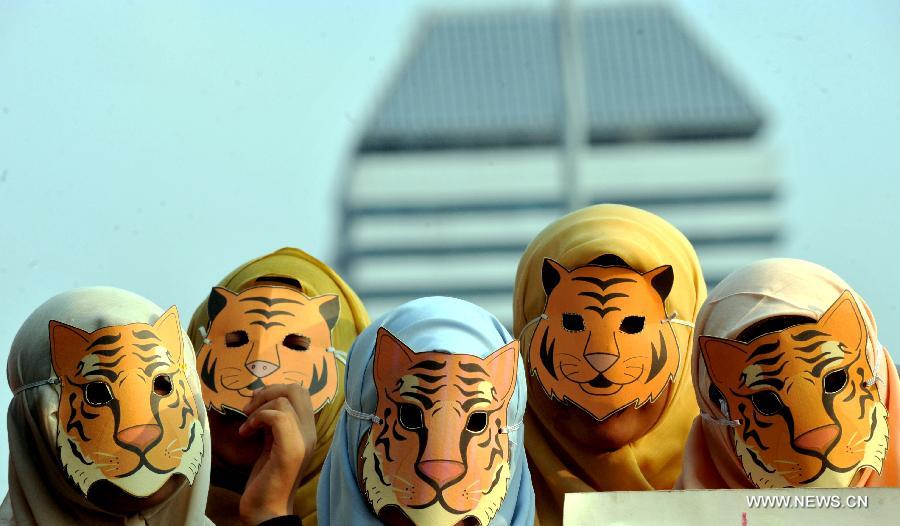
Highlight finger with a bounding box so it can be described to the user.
[239,404,301,446]
[244,383,310,416]
[239,397,299,436]
[281,383,314,422]
[286,383,315,423]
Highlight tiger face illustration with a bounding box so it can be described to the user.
[528,257,679,421]
[358,327,519,526]
[197,285,340,414]
[49,306,204,497]
[699,290,889,488]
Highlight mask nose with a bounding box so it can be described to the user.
[116,424,161,452]
[794,424,839,453]
[246,360,279,378]
[584,352,618,373]
[417,460,465,487]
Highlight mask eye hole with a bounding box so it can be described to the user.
[619,316,645,334]
[283,334,311,351]
[225,330,249,347]
[398,403,424,430]
[562,312,585,332]
[84,381,114,406]
[824,368,848,394]
[751,391,783,416]
[153,374,173,396]
[466,411,488,433]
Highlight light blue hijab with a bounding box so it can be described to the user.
[317,296,535,526]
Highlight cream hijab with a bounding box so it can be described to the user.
[677,258,900,488]
[514,204,705,525]
[0,287,212,526]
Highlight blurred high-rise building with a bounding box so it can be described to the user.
[338,4,776,327]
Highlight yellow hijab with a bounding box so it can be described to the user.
[513,204,705,525]
[187,247,369,526]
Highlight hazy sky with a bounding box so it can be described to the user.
[1,0,899,496]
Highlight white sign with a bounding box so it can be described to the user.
[564,488,900,526]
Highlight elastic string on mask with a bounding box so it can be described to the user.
[518,314,546,341]
[500,419,524,447]
[12,377,60,396]
[701,388,741,427]
[700,411,741,428]
[865,339,884,388]
[499,420,523,434]
[327,347,348,365]
[517,313,548,342]
[198,326,211,345]
[344,404,384,425]
[664,311,694,328]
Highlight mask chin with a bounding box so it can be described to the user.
[85,474,185,515]
[376,504,484,526]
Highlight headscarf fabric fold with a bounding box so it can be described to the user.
[1,287,212,526]
[678,258,900,489]
[317,296,535,526]
[187,247,369,526]
[513,204,705,525]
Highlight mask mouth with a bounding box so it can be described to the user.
[588,372,613,388]
[245,378,265,391]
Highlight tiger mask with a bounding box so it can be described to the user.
[699,290,889,488]
[197,285,340,414]
[49,306,204,497]
[358,327,519,526]
[528,257,680,422]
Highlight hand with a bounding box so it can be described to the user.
[238,384,317,525]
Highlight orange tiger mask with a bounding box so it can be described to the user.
[358,327,519,526]
[197,285,340,414]
[49,306,204,497]
[527,258,681,422]
[699,290,889,488]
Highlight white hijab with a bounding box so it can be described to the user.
[678,258,898,488]
[0,287,212,525]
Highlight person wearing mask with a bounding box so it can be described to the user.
[1,287,314,526]
[187,247,369,526]
[678,258,900,489]
[513,204,705,525]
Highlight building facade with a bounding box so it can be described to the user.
[338,4,777,327]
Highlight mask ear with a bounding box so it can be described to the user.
[373,327,416,391]
[817,290,866,352]
[49,321,91,378]
[643,265,674,301]
[484,340,519,404]
[208,287,235,324]
[314,294,341,331]
[154,306,184,365]
[698,335,750,387]
[542,258,568,296]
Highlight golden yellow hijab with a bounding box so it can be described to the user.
[513,204,705,525]
[187,247,369,526]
